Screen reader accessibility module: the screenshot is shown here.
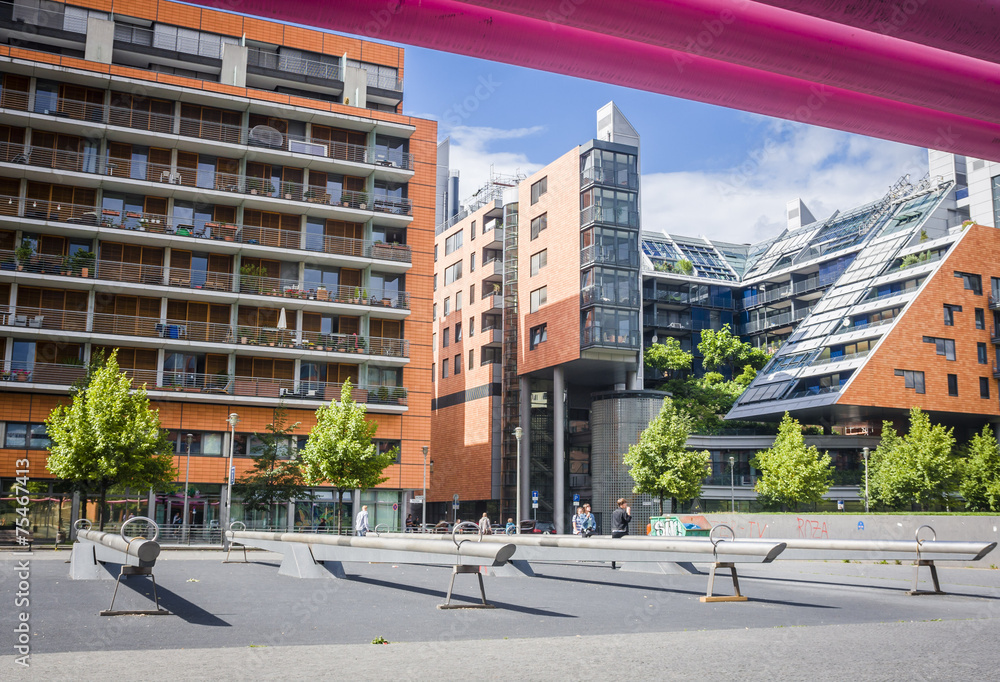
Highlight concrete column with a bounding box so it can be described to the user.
[519,376,531,521]
[221,44,248,88]
[553,366,566,534]
[342,65,368,109]
[147,488,156,520]
[84,18,115,64]
[287,500,295,532]
[70,492,80,541]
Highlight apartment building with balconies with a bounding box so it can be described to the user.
[0,0,434,539]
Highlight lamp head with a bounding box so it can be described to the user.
[514,426,522,440]
[422,445,429,456]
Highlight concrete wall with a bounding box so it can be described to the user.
[705,513,1000,565]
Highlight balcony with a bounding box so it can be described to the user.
[580,205,639,229]
[113,23,227,61]
[989,294,1000,311]
[809,349,871,368]
[580,166,639,191]
[0,249,95,279]
[240,276,410,310]
[740,273,834,309]
[483,293,504,313]
[235,326,409,359]
[247,47,343,83]
[581,244,639,269]
[481,259,504,284]
[482,328,504,348]
[643,313,692,331]
[786,384,843,401]
[581,284,640,308]
[581,326,640,350]
[831,317,895,336]
[741,306,813,335]
[0,362,408,406]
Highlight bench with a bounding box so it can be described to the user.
[0,527,33,549]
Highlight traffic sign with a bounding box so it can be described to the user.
[229,466,235,485]
[573,493,580,504]
[392,503,398,511]
[531,490,539,502]
[452,501,460,509]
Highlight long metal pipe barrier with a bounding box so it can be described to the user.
[70,518,170,615]
[227,526,517,608]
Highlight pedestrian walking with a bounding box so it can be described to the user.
[355,505,369,536]
[572,506,584,535]
[479,512,492,534]
[610,498,631,568]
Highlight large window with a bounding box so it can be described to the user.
[444,261,463,285]
[166,430,224,456]
[894,369,925,394]
[530,177,547,204]
[445,230,463,255]
[580,186,638,227]
[530,249,547,276]
[530,323,547,350]
[530,213,547,240]
[955,271,982,295]
[3,423,49,450]
[923,336,956,360]
[530,286,547,313]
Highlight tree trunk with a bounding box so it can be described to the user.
[659,494,664,515]
[98,482,108,531]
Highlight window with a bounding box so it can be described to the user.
[955,271,982,295]
[443,328,450,348]
[923,336,956,360]
[482,347,502,364]
[976,308,985,330]
[894,369,925,394]
[445,230,463,255]
[433,303,438,319]
[433,274,437,291]
[979,342,988,364]
[444,297,451,316]
[444,261,462,285]
[456,290,463,311]
[470,221,476,241]
[454,354,461,375]
[434,244,438,262]
[455,322,462,342]
[431,363,435,381]
[469,316,475,337]
[530,286,547,313]
[530,249,548,276]
[442,361,449,378]
[3,423,49,450]
[167,431,224,456]
[530,177,547,204]
[948,373,959,396]
[530,323,548,349]
[981,377,991,399]
[943,304,962,326]
[530,213,547,240]
[469,349,475,369]
[470,284,476,303]
[374,439,402,463]
[470,252,476,272]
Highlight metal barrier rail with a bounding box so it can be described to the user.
[227,527,516,608]
[70,518,170,616]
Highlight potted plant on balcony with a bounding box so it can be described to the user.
[675,258,694,275]
[60,256,70,276]
[376,385,390,404]
[72,250,95,278]
[390,386,405,404]
[239,263,266,294]
[1,370,11,381]
[353,286,361,304]
[14,240,32,271]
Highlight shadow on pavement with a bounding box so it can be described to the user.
[113,575,231,626]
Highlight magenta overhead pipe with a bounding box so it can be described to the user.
[453,0,1000,126]
[188,0,1000,161]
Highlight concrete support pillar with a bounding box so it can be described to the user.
[287,500,295,532]
[84,18,115,64]
[342,65,368,109]
[70,492,80,542]
[553,366,566,534]
[519,376,531,521]
[147,488,156,521]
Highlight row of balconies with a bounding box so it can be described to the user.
[580,326,640,350]
[0,196,412,265]
[1,249,410,311]
[740,305,814,335]
[739,273,833,309]
[580,205,640,229]
[1,306,409,360]
[580,244,639,269]
[0,143,412,216]
[0,362,409,406]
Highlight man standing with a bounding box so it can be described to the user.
[355,505,369,536]
[610,498,631,569]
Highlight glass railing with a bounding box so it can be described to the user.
[580,205,639,228]
[581,244,639,268]
[114,24,227,59]
[831,317,895,335]
[581,326,640,349]
[0,4,88,33]
[643,314,691,330]
[581,284,640,308]
[580,166,639,190]
[809,349,871,367]
[786,384,843,400]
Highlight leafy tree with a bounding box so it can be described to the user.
[753,413,833,509]
[623,397,710,513]
[299,380,397,533]
[45,350,175,529]
[959,424,1000,511]
[234,403,309,527]
[644,337,693,378]
[698,324,770,375]
[868,408,960,509]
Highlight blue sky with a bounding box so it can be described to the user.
[401,47,930,245]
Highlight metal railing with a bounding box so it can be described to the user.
[580,166,639,190]
[809,349,871,367]
[740,273,834,309]
[581,284,640,308]
[581,244,639,268]
[581,326,640,349]
[741,306,814,335]
[235,326,408,358]
[0,362,408,405]
[0,88,29,111]
[786,384,843,400]
[248,47,343,81]
[643,314,691,330]
[831,317,895,335]
[363,68,403,92]
[580,205,639,228]
[0,249,94,278]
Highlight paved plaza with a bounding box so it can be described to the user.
[2,549,999,679]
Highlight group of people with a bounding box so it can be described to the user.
[354,498,633,539]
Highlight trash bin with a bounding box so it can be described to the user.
[648,515,711,537]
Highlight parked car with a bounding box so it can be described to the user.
[520,520,555,534]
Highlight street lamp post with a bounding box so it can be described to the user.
[863,447,870,513]
[421,445,429,532]
[182,433,193,544]
[729,456,736,514]
[224,413,239,549]
[514,426,523,534]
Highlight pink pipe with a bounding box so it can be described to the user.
[454,0,1000,125]
[754,0,1000,66]
[188,0,1000,161]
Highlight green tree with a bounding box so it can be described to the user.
[234,404,309,527]
[959,424,1000,511]
[644,337,693,378]
[868,408,960,509]
[624,397,710,513]
[299,380,397,533]
[45,350,175,529]
[698,324,770,375]
[753,413,833,509]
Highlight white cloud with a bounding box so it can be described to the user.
[641,122,928,244]
[444,125,546,203]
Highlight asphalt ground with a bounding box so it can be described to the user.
[2,549,999,679]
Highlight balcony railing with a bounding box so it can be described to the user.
[114,24,227,59]
[581,244,639,268]
[0,249,94,278]
[248,47,344,82]
[741,306,813,335]
[581,326,640,349]
[580,205,639,228]
[786,384,843,401]
[831,317,895,336]
[643,314,691,330]
[0,362,408,405]
[108,104,174,134]
[1,196,412,264]
[740,273,834,309]
[809,349,871,367]
[235,327,408,358]
[240,277,410,309]
[581,284,640,308]
[580,166,639,190]
[1,4,88,34]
